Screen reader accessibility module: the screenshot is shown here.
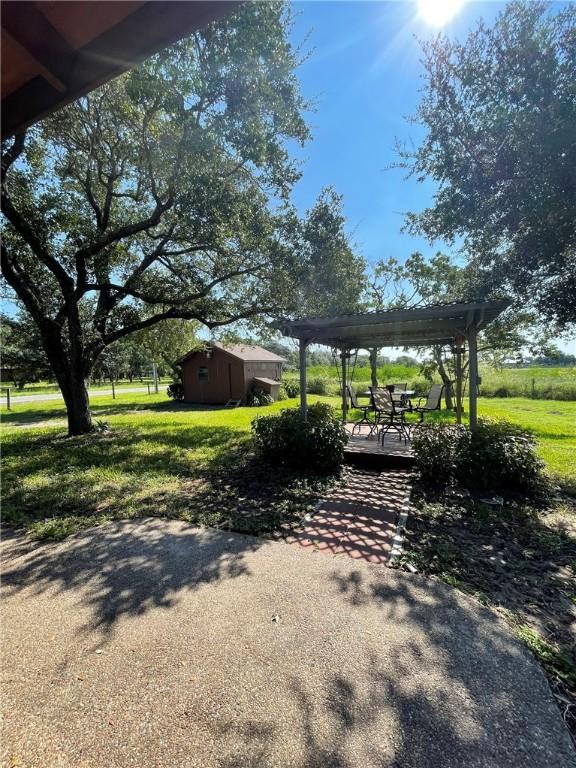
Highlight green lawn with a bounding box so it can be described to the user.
[283,364,576,401]
[472,398,575,487]
[1,393,336,539]
[1,393,574,539]
[2,378,169,397]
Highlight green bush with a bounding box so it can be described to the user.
[412,418,550,498]
[459,418,550,497]
[411,423,471,488]
[307,377,329,395]
[167,382,184,401]
[252,402,347,473]
[246,388,274,407]
[283,381,300,398]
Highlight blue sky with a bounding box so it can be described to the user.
[286,0,574,353]
[288,0,506,262]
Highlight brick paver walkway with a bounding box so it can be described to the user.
[287,468,413,564]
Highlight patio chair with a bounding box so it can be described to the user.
[388,382,408,406]
[346,385,374,436]
[411,383,444,422]
[371,387,410,444]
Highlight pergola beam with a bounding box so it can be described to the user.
[281,300,510,333]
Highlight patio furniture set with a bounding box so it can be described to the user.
[348,383,444,444]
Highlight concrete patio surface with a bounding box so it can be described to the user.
[1,519,574,768]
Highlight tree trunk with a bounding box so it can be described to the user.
[39,312,94,436]
[433,346,453,409]
[369,348,379,387]
[60,372,93,435]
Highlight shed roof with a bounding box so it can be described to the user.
[253,377,281,387]
[2,1,236,139]
[279,300,511,348]
[179,342,286,364]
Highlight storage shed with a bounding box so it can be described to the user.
[178,342,285,405]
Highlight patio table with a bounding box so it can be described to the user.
[360,389,415,400]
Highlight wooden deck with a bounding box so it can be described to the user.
[343,422,415,468]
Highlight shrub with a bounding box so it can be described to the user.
[167,382,184,401]
[283,381,300,398]
[459,418,550,497]
[247,388,274,407]
[307,377,329,395]
[411,423,471,488]
[412,418,550,498]
[252,402,347,473]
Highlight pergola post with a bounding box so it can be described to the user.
[455,341,463,424]
[341,350,348,423]
[468,325,478,430]
[299,338,308,420]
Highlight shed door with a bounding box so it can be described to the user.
[228,363,233,399]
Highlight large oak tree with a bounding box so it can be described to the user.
[1,3,357,435]
[400,1,576,329]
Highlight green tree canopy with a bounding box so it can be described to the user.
[365,252,558,402]
[400,1,576,329]
[1,3,363,434]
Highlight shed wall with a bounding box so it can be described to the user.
[182,350,245,404]
[181,352,283,404]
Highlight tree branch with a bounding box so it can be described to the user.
[1,191,74,293]
[1,132,26,182]
[74,196,174,262]
[0,244,54,328]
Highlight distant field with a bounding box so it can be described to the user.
[1,379,170,398]
[3,365,574,401]
[284,364,576,401]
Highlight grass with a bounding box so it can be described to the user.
[283,363,576,401]
[2,378,169,397]
[1,393,338,540]
[2,392,574,538]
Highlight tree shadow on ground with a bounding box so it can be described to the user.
[2,420,334,539]
[1,519,263,639]
[400,494,576,703]
[2,425,244,528]
[219,571,573,767]
[0,399,224,426]
[2,525,574,766]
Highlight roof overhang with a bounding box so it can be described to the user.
[279,300,512,349]
[2,0,238,139]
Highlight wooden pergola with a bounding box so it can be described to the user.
[279,299,511,429]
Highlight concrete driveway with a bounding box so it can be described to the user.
[1,519,574,768]
[1,386,150,404]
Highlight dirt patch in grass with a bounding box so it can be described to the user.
[399,487,576,741]
[183,457,339,536]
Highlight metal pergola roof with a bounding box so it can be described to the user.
[279,300,511,349]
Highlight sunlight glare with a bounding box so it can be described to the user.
[417,0,464,27]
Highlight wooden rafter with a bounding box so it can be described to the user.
[2,1,238,139]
